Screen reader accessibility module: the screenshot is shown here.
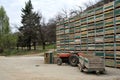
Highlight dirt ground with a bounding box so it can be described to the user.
[0,56,120,80]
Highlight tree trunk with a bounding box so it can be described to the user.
[17,43,19,50]
[28,43,31,50]
[42,42,45,50]
[28,36,31,50]
[33,42,36,50]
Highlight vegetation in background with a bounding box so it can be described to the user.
[18,0,56,51]
[0,6,17,53]
[0,44,56,56]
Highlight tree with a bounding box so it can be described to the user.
[20,0,42,50]
[0,6,10,50]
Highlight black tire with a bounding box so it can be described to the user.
[57,58,62,65]
[69,54,79,66]
[100,69,105,74]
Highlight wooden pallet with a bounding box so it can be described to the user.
[104,10,114,19]
[104,2,114,12]
[95,37,104,42]
[105,59,115,67]
[81,12,87,19]
[75,39,80,44]
[81,27,87,31]
[115,0,120,8]
[105,30,114,35]
[75,33,80,36]
[95,15,103,21]
[95,7,103,15]
[116,16,120,25]
[87,9,94,17]
[105,18,114,27]
[88,16,94,23]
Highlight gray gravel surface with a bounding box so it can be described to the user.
[0,56,120,80]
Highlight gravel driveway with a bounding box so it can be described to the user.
[0,56,120,80]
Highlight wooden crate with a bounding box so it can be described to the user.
[69,45,75,50]
[116,51,120,56]
[88,27,94,30]
[75,27,80,33]
[95,37,104,43]
[75,32,80,36]
[65,29,69,34]
[95,51,104,56]
[95,21,104,29]
[95,7,103,15]
[69,42,75,45]
[105,27,114,35]
[44,53,53,64]
[81,12,87,19]
[74,20,80,27]
[81,31,87,35]
[88,44,95,50]
[88,38,95,43]
[116,60,120,68]
[115,0,120,8]
[116,34,120,41]
[81,34,87,38]
[104,2,114,12]
[95,44,104,49]
[75,45,81,50]
[96,29,104,36]
[116,43,120,50]
[75,36,80,39]
[88,51,95,54]
[96,32,104,36]
[81,18,87,24]
[105,47,114,50]
[116,26,120,34]
[116,16,120,25]
[88,16,94,23]
[105,18,114,27]
[104,38,114,43]
[95,14,103,21]
[105,53,115,59]
[75,39,80,44]
[115,8,120,17]
[69,17,75,22]
[105,43,114,50]
[69,34,74,38]
[80,25,87,31]
[105,59,115,67]
[87,9,95,17]
[74,15,80,21]
[56,45,60,48]
[81,47,87,50]
[104,10,114,19]
[81,38,87,44]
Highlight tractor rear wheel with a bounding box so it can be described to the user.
[69,54,79,66]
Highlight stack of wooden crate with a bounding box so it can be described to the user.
[56,0,120,68]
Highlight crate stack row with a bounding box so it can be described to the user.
[56,0,120,68]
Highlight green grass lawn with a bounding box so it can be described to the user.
[0,44,56,56]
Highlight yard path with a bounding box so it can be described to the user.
[0,56,120,80]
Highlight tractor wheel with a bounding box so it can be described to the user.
[57,58,62,65]
[69,54,79,66]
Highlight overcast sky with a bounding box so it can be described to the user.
[0,0,96,32]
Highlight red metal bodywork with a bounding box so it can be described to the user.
[57,53,71,58]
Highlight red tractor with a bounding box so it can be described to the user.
[57,52,79,66]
